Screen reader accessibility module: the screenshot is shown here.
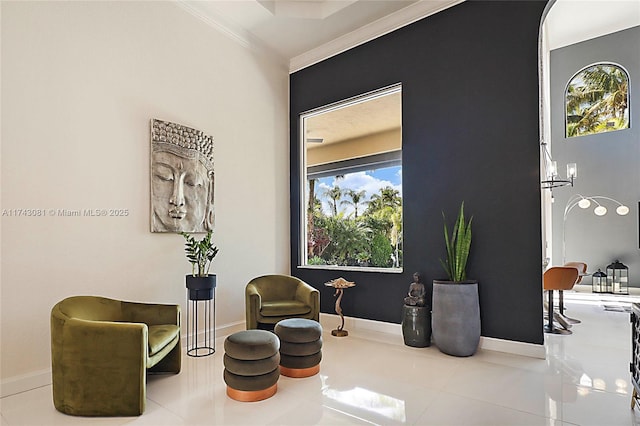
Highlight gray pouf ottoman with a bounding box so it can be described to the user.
[223,330,280,401]
[274,318,322,378]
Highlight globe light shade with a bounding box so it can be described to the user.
[616,205,630,215]
[594,205,607,216]
[578,198,591,209]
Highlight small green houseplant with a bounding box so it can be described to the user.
[440,202,472,282]
[181,231,219,277]
[432,201,481,357]
[181,231,219,300]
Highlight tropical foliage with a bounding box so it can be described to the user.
[307,180,402,268]
[566,64,629,137]
[439,202,472,282]
[181,230,219,276]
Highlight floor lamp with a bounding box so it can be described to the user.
[562,194,630,265]
[559,194,630,324]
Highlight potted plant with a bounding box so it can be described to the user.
[181,231,219,300]
[431,202,481,357]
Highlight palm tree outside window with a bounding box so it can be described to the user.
[565,63,630,137]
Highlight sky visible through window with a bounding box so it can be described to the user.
[315,165,402,216]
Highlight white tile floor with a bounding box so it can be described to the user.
[2,292,640,425]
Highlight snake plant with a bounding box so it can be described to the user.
[439,202,473,282]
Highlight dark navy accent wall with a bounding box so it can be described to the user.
[290,0,547,345]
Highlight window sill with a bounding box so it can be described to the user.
[297,265,403,274]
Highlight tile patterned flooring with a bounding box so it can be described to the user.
[2,292,640,425]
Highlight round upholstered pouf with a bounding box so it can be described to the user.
[223,330,280,401]
[274,318,322,378]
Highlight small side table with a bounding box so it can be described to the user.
[186,275,216,357]
[324,277,356,337]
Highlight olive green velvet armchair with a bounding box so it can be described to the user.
[245,274,320,330]
[50,296,181,416]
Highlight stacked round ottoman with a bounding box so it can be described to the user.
[274,318,323,378]
[223,330,280,402]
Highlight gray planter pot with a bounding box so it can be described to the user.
[432,279,480,357]
[402,305,431,347]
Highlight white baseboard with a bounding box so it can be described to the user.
[210,320,245,341]
[180,320,246,351]
[320,313,545,359]
[320,313,402,335]
[479,336,545,359]
[1,369,51,399]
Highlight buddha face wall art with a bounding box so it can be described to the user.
[150,119,215,233]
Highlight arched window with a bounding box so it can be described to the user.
[566,63,630,137]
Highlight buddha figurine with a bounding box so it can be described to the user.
[404,272,426,307]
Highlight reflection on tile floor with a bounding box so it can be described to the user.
[3,293,640,425]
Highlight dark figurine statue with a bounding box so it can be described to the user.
[404,272,426,307]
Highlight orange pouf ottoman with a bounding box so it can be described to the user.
[274,318,322,378]
[223,330,280,402]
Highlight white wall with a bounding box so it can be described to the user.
[0,1,289,393]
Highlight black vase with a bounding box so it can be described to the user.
[186,274,216,301]
[401,305,431,347]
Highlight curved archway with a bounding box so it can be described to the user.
[538,0,639,314]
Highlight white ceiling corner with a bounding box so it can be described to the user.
[176,0,287,63]
[545,0,640,50]
[179,0,462,72]
[258,0,359,19]
[178,0,640,73]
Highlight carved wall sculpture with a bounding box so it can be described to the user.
[150,118,214,233]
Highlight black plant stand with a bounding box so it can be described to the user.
[186,275,216,357]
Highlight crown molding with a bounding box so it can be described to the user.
[175,1,287,66]
[289,0,464,73]
[176,1,251,49]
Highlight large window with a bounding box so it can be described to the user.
[566,63,630,137]
[300,85,402,271]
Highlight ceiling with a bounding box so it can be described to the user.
[182,0,412,59]
[177,0,639,144]
[179,0,461,70]
[180,0,639,71]
[545,0,640,50]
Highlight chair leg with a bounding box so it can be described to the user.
[553,311,572,330]
[544,290,554,332]
[544,290,571,335]
[558,290,581,324]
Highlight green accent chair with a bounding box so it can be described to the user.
[245,275,320,330]
[50,296,181,416]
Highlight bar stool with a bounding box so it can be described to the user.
[561,262,587,324]
[544,266,579,335]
